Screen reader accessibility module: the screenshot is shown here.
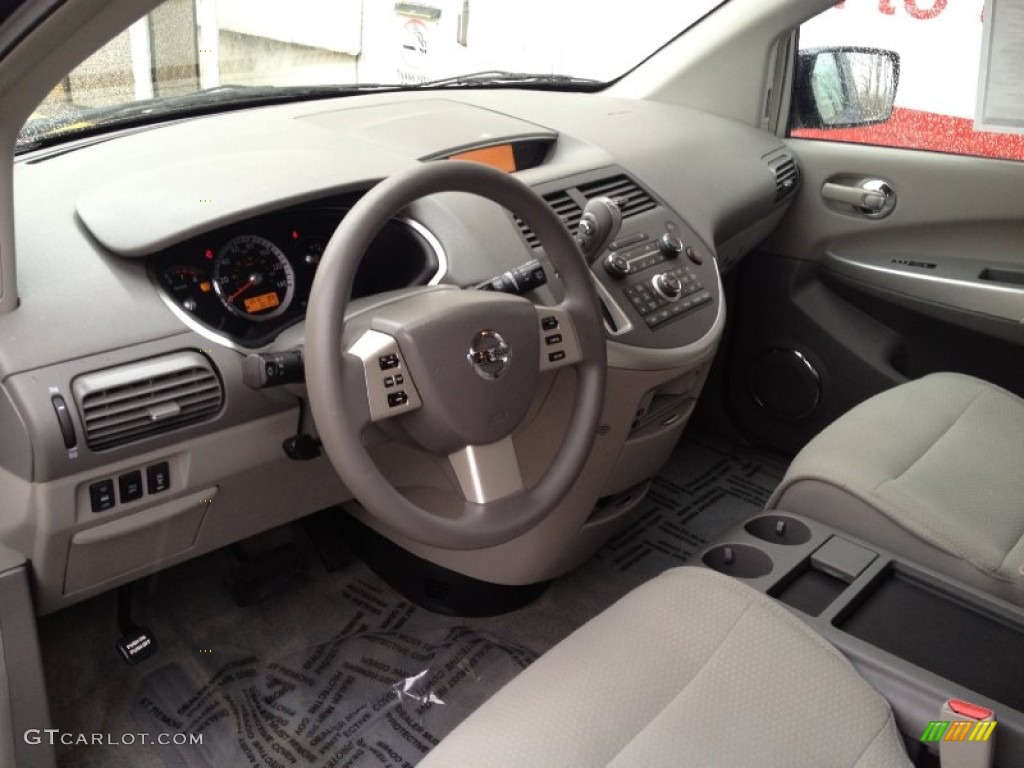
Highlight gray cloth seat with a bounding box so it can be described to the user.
[420,567,910,768]
[769,372,1024,606]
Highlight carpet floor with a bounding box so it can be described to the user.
[38,432,787,767]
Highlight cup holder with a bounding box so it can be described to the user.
[702,544,773,579]
[745,515,811,546]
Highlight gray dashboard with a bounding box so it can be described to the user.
[5,88,794,481]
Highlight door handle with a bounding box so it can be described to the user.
[822,178,896,218]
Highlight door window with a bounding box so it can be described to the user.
[790,0,1024,161]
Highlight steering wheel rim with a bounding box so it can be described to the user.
[305,160,606,550]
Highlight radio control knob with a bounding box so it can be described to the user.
[654,272,683,299]
[659,233,684,258]
[603,252,630,279]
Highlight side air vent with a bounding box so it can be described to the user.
[767,153,800,202]
[515,189,584,247]
[74,351,223,451]
[578,175,656,218]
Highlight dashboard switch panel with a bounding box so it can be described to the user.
[146,462,171,494]
[118,471,144,504]
[89,479,116,513]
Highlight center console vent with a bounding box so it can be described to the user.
[578,174,656,217]
[767,152,800,202]
[73,351,223,451]
[516,173,656,248]
[515,189,583,247]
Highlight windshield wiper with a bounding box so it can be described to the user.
[16,83,404,154]
[417,70,603,89]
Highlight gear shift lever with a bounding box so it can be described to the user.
[575,196,623,263]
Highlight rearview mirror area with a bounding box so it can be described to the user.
[792,47,900,130]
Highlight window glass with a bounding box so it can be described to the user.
[791,0,1024,161]
[20,0,727,151]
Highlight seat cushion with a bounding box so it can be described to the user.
[769,373,1024,606]
[420,567,909,768]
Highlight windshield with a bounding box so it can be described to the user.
[19,0,726,151]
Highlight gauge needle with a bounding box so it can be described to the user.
[228,278,255,302]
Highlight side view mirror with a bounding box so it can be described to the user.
[791,47,900,130]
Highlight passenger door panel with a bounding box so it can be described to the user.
[725,139,1024,454]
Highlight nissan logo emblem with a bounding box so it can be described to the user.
[467,330,511,380]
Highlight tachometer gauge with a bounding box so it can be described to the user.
[161,265,212,312]
[213,235,295,320]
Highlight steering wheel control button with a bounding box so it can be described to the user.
[50,394,78,449]
[378,354,400,371]
[387,391,410,408]
[118,470,144,504]
[536,306,582,371]
[146,462,171,494]
[349,330,423,422]
[467,330,511,380]
[659,233,684,259]
[89,479,116,513]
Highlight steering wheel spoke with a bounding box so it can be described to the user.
[347,329,423,421]
[536,305,583,372]
[448,437,524,504]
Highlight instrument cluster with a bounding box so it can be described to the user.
[152,205,440,348]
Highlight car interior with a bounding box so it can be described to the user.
[0,0,1022,766]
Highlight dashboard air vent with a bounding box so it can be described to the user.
[74,351,223,451]
[768,153,800,202]
[515,189,584,248]
[578,175,656,218]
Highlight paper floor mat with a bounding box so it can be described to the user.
[134,625,535,767]
[597,434,787,580]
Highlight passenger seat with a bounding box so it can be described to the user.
[768,372,1024,607]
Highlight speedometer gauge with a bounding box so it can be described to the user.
[213,235,295,320]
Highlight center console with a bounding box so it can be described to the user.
[698,512,1024,767]
[523,167,722,354]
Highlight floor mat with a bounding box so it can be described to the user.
[38,432,787,767]
[597,432,788,590]
[135,626,534,767]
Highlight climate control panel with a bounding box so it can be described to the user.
[600,226,713,333]
[624,266,711,328]
[525,167,719,351]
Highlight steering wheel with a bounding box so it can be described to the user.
[305,161,606,550]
